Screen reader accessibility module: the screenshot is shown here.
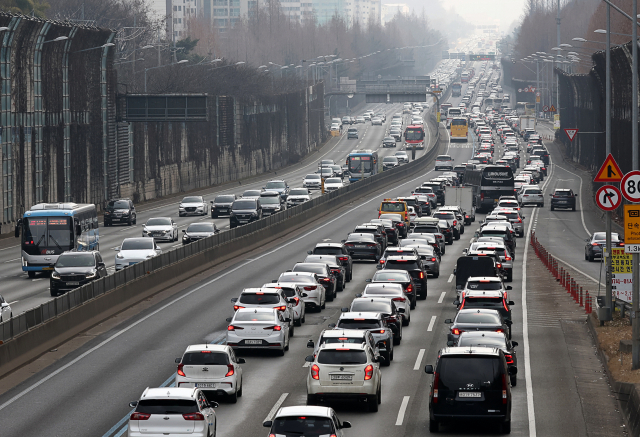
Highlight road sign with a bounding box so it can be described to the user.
[624,204,640,252]
[594,153,623,182]
[518,88,522,93]
[524,86,529,92]
[536,92,540,97]
[549,105,556,112]
[596,185,622,211]
[530,87,536,93]
[564,128,578,141]
[609,247,633,303]
[542,105,549,112]
[622,171,640,203]
[536,95,540,103]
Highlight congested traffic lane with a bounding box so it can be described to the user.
[0,101,429,317]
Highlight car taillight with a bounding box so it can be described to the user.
[367,243,377,247]
[505,354,514,365]
[517,218,522,223]
[419,271,424,279]
[293,297,300,304]
[338,256,348,261]
[502,374,508,403]
[431,257,437,262]
[481,193,484,200]
[364,364,374,380]
[233,305,244,311]
[406,284,413,293]
[505,256,512,261]
[496,328,504,333]
[311,364,320,380]
[497,263,502,269]
[264,325,282,331]
[228,325,243,331]
[398,223,404,226]
[225,364,235,377]
[130,412,151,421]
[432,372,440,403]
[275,305,287,311]
[304,286,317,291]
[321,278,330,283]
[592,243,599,246]
[392,297,406,302]
[452,328,463,335]
[619,242,625,246]
[345,243,354,247]
[371,329,386,334]
[177,363,186,377]
[183,412,205,421]
[453,220,457,226]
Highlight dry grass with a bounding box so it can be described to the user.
[594,310,640,383]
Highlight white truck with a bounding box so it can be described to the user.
[444,186,475,225]
[518,116,536,135]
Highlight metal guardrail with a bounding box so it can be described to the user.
[0,108,441,346]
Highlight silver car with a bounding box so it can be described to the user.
[359,283,411,325]
[179,196,208,216]
[287,187,311,207]
[226,308,290,355]
[142,217,178,242]
[230,287,295,333]
[303,174,322,190]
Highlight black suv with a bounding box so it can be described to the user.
[229,198,262,228]
[210,194,237,218]
[104,199,136,226]
[425,346,515,433]
[380,254,427,300]
[549,188,577,211]
[50,251,108,296]
[308,243,353,281]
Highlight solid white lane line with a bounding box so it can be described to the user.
[447,274,454,283]
[395,396,411,426]
[427,316,436,332]
[438,291,446,304]
[264,393,289,423]
[551,163,589,237]
[413,349,425,371]
[522,204,538,437]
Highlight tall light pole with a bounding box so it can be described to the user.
[632,0,639,370]
[604,1,614,327]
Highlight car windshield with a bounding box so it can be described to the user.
[214,195,235,203]
[272,417,334,435]
[232,200,256,210]
[313,247,341,255]
[234,312,275,321]
[456,313,501,324]
[384,137,395,142]
[108,200,129,209]
[466,281,503,290]
[346,234,375,242]
[135,399,199,415]
[351,301,392,313]
[55,254,95,267]
[187,224,216,233]
[289,189,309,195]
[293,264,326,275]
[181,352,229,365]
[238,293,280,304]
[265,182,285,189]
[323,337,364,346]
[525,189,542,194]
[373,272,409,281]
[457,336,507,348]
[385,260,421,270]
[554,191,572,197]
[317,349,367,365]
[464,297,504,308]
[593,232,620,241]
[337,319,381,330]
[181,197,202,203]
[439,357,501,388]
[325,178,341,184]
[278,273,314,283]
[242,190,262,197]
[146,218,171,226]
[121,240,154,250]
[480,230,508,239]
[260,197,280,204]
[381,202,405,212]
[383,157,398,163]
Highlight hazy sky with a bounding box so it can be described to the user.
[443,0,528,31]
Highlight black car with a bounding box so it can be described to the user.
[50,251,108,296]
[367,218,400,246]
[397,197,423,217]
[229,199,262,228]
[454,331,519,386]
[410,195,432,216]
[346,297,404,344]
[437,219,455,244]
[367,269,418,309]
[454,290,515,337]
[425,346,515,433]
[478,225,516,257]
[445,309,512,344]
[382,136,396,148]
[454,255,502,291]
[432,211,461,239]
[104,199,136,226]
[182,222,220,245]
[292,262,337,301]
[353,224,388,253]
[210,194,237,218]
[550,188,577,211]
[304,254,346,291]
[342,233,381,262]
[380,254,427,300]
[308,243,353,281]
[585,231,624,262]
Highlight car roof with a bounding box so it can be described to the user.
[364,283,404,292]
[319,342,366,351]
[276,406,334,418]
[315,243,342,248]
[386,255,419,261]
[339,312,382,319]
[321,329,369,338]
[240,287,280,295]
[235,307,278,314]
[184,344,229,353]
[440,346,501,357]
[457,308,501,316]
[464,290,504,298]
[467,276,503,282]
[122,237,153,243]
[141,387,198,400]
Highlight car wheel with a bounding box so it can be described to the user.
[390,348,394,361]
[588,254,594,262]
[585,252,589,261]
[50,289,57,297]
[127,218,132,226]
[294,316,302,327]
[403,314,410,326]
[510,375,517,387]
[441,246,446,255]
[289,324,295,337]
[572,205,576,211]
[277,346,285,356]
[501,420,511,434]
[368,393,379,412]
[326,289,334,302]
[28,271,36,279]
[550,205,554,211]
[321,299,326,310]
[284,337,290,351]
[382,352,391,366]
[429,419,439,433]
[433,271,439,278]
[212,212,218,218]
[301,312,306,323]
[306,394,317,405]
[337,278,344,292]
[228,388,238,404]
[506,271,513,282]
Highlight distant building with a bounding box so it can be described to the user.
[381,3,408,24]
[167,0,200,40]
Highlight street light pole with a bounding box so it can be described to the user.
[604,0,614,327]
[632,0,640,370]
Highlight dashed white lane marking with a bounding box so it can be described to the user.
[447,274,454,283]
[302,361,311,368]
[395,396,411,426]
[427,316,436,332]
[264,393,289,423]
[438,291,446,304]
[413,349,425,371]
[4,258,20,263]
[8,300,18,305]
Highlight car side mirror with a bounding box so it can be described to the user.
[342,421,352,429]
[263,420,273,428]
[301,293,308,298]
[307,250,313,254]
[14,224,20,238]
[424,364,434,374]
[98,262,105,267]
[506,286,513,290]
[447,340,454,346]
[355,293,362,298]
[285,318,291,323]
[341,239,346,243]
[511,341,519,347]
[462,249,468,254]
[114,247,121,251]
[453,300,460,306]
[341,307,349,312]
[575,194,578,197]
[328,323,336,328]
[505,320,513,326]
[287,298,296,304]
[307,340,315,348]
[182,229,186,233]
[271,280,277,283]
[231,298,238,303]
[210,200,214,203]
[508,366,518,376]
[305,355,314,362]
[376,264,382,270]
[129,401,138,408]
[508,300,515,306]
[226,317,232,323]
[236,357,246,364]
[175,358,181,364]
[444,318,453,324]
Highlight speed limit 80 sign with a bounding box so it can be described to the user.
[621,170,640,202]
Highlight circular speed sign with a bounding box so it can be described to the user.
[621,170,640,202]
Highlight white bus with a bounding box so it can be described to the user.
[446,107,463,127]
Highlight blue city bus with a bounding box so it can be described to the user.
[15,203,99,277]
[346,150,379,183]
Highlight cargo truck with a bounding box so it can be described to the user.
[519,116,536,134]
[444,186,475,225]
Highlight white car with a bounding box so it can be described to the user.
[142,217,178,242]
[114,237,162,271]
[226,307,290,355]
[394,151,409,163]
[371,117,383,125]
[230,287,295,334]
[434,155,454,171]
[287,187,311,207]
[303,174,322,190]
[179,196,208,217]
[305,343,382,411]
[324,177,344,192]
[519,186,544,207]
[127,387,217,437]
[262,282,307,326]
[0,294,12,322]
[175,344,245,403]
[264,406,351,436]
[277,271,326,311]
[360,282,411,322]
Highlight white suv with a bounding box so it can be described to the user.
[263,406,352,436]
[127,387,217,437]
[175,344,245,403]
[230,288,295,334]
[519,186,544,207]
[305,343,383,412]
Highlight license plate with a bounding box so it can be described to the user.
[219,209,227,212]
[331,374,353,381]
[196,383,216,388]
[459,392,481,398]
[355,245,366,248]
[239,220,248,223]
[245,340,262,345]
[66,282,79,286]
[112,219,120,221]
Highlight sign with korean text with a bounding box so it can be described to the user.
[610,247,632,303]
[624,204,640,253]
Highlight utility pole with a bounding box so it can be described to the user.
[535,59,540,116]
[604,1,613,326]
[556,0,561,121]
[632,0,639,370]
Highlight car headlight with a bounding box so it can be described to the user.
[116,254,124,259]
[142,228,148,234]
[122,212,129,216]
[196,206,203,210]
[179,204,185,209]
[104,211,111,215]
[86,270,97,279]
[251,212,258,217]
[51,271,61,279]
[183,234,189,240]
